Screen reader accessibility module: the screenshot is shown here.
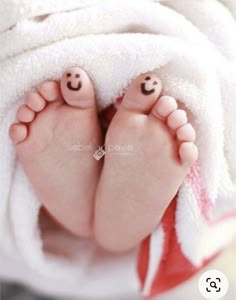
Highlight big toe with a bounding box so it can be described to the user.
[60,67,95,109]
[121,72,163,113]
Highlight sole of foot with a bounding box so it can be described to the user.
[94,72,198,252]
[9,67,103,238]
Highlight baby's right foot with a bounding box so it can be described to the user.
[9,67,103,238]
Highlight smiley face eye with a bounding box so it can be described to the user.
[153,81,158,85]
[67,73,71,77]
[145,76,151,81]
[75,74,80,78]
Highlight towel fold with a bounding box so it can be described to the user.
[0,0,236,299]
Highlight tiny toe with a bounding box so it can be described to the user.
[16,105,35,123]
[38,81,59,102]
[60,67,95,108]
[152,96,178,119]
[122,72,163,113]
[177,123,196,142]
[167,109,188,131]
[26,92,46,112]
[179,142,198,165]
[9,124,28,144]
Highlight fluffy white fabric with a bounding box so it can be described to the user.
[0,0,236,299]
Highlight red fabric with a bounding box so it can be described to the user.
[148,198,197,298]
[137,235,151,288]
[137,197,219,299]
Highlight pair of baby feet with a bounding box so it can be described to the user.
[9,67,198,252]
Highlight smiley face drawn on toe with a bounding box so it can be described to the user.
[61,67,95,106]
[66,72,82,91]
[141,76,159,96]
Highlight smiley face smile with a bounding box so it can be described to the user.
[141,76,159,96]
[67,81,82,91]
[141,83,155,95]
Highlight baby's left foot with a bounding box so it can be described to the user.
[95,72,198,252]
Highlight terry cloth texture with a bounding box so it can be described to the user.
[0,0,236,299]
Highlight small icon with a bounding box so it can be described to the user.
[206,277,221,293]
[198,270,229,300]
[92,138,109,161]
[93,147,106,161]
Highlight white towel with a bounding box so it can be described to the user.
[0,0,236,299]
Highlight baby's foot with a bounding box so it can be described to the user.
[95,73,198,252]
[9,67,102,238]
